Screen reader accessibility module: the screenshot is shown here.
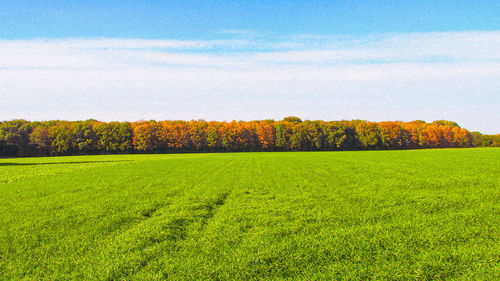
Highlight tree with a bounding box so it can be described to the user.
[283,116,302,124]
[471,132,484,147]
[420,124,441,148]
[48,121,75,155]
[115,122,134,152]
[309,121,325,150]
[170,121,190,151]
[73,120,98,154]
[0,120,34,156]
[290,123,306,150]
[402,122,424,149]
[131,121,158,152]
[188,120,207,151]
[233,121,258,151]
[452,126,472,148]
[356,122,382,149]
[274,122,292,150]
[94,122,131,152]
[219,123,234,151]
[255,121,275,150]
[30,125,50,156]
[326,121,357,150]
[433,120,459,127]
[206,122,221,151]
[470,132,499,147]
[379,122,405,149]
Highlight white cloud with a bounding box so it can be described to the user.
[219,29,256,36]
[0,32,499,133]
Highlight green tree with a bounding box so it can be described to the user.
[0,120,34,156]
[274,123,287,150]
[326,121,357,150]
[283,116,302,124]
[73,120,98,154]
[95,122,133,152]
[432,120,459,127]
[206,122,221,151]
[48,121,75,155]
[356,122,382,149]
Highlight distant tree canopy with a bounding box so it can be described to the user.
[0,118,495,157]
[471,131,500,148]
[282,116,303,124]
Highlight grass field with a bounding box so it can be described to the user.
[0,149,499,280]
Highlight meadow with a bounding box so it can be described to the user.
[0,148,498,280]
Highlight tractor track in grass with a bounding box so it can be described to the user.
[94,158,236,280]
[198,191,231,229]
[100,190,234,280]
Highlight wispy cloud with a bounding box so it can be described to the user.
[2,31,500,68]
[0,32,499,133]
[218,29,257,36]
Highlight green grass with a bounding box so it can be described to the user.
[0,148,499,280]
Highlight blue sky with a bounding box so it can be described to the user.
[1,1,499,133]
[1,1,500,39]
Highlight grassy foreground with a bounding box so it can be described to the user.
[0,149,499,280]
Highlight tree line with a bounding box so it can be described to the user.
[0,117,497,157]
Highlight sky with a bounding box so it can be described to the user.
[1,1,499,133]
